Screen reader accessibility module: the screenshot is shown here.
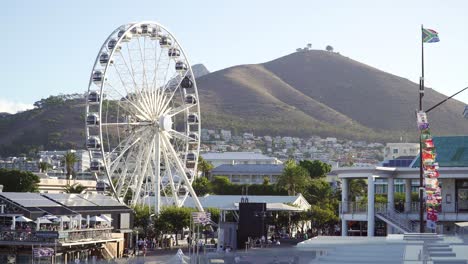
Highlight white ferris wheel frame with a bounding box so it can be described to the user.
[84,21,204,213]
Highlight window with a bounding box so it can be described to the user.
[393,149,398,154]
[231,175,240,183]
[120,213,130,229]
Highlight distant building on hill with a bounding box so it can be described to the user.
[383,143,419,160]
[201,152,282,168]
[211,164,284,184]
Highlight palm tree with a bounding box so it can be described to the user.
[277,159,309,195]
[197,157,214,178]
[38,162,51,173]
[64,183,87,194]
[63,152,78,184]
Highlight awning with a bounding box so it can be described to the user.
[455,222,468,227]
[222,203,304,212]
[266,203,303,212]
[15,216,33,222]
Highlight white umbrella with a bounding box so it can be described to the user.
[35,217,53,224]
[15,216,33,222]
[100,215,112,222]
[53,216,71,222]
[90,216,107,222]
[43,214,58,220]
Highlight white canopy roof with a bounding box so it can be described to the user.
[52,216,71,222]
[90,216,107,222]
[15,216,33,222]
[35,218,53,224]
[455,222,468,227]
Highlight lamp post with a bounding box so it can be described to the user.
[254,210,272,242]
[418,85,468,233]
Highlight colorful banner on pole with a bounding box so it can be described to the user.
[417,111,442,230]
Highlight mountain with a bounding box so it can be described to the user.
[196,50,468,141]
[1,50,468,156]
[191,64,210,78]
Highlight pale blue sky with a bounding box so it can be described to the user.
[1,0,468,112]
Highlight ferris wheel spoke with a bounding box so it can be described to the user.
[166,104,195,117]
[137,37,150,97]
[108,135,143,174]
[116,46,154,117]
[131,135,155,206]
[158,70,190,115]
[161,133,203,211]
[169,130,194,143]
[125,137,149,205]
[106,83,152,121]
[160,137,181,205]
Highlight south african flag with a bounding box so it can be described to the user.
[422,28,440,43]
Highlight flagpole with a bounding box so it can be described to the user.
[419,24,425,233]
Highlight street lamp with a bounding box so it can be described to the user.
[418,85,468,233]
[254,210,272,242]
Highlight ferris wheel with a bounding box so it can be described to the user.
[84,21,203,213]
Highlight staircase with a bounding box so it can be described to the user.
[100,243,116,260]
[375,204,416,233]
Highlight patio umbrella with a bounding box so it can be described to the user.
[43,214,58,220]
[100,215,112,222]
[52,216,71,222]
[15,216,33,222]
[35,218,53,224]
[90,216,107,222]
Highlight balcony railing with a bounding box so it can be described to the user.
[0,227,113,244]
[341,201,468,219]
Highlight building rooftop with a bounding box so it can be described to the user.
[148,194,310,211]
[202,152,276,161]
[412,136,468,167]
[212,164,284,174]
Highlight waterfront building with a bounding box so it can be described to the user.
[334,136,468,237]
[0,192,133,263]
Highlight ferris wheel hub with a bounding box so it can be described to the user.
[159,115,173,131]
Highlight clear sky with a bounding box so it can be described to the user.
[1,0,467,113]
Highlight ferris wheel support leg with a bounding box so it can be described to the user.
[154,133,161,215]
[161,134,204,212]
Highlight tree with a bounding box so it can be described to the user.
[211,176,233,194]
[299,160,332,179]
[134,204,152,237]
[192,177,211,196]
[63,152,77,184]
[349,179,367,201]
[156,206,194,245]
[326,45,334,52]
[309,204,339,235]
[277,159,309,195]
[197,157,214,178]
[0,169,40,192]
[303,179,334,205]
[64,183,87,194]
[38,162,52,173]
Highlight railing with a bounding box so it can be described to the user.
[375,203,417,233]
[0,227,113,244]
[339,202,367,214]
